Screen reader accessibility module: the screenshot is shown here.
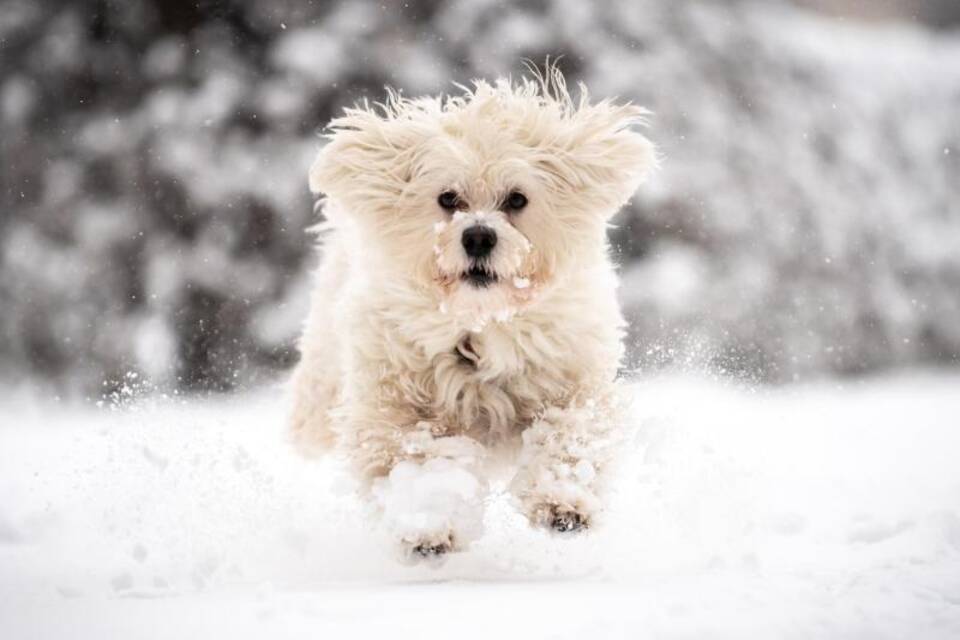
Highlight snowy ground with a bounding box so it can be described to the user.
[1,372,959,639]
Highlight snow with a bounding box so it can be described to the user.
[2,372,960,638]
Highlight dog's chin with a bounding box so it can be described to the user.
[436,267,540,328]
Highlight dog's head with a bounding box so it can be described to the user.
[309,67,655,327]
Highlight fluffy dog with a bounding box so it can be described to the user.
[289,67,655,558]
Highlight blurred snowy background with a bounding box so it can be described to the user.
[1,0,959,394]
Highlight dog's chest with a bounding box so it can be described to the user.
[454,335,482,368]
[425,322,572,435]
[451,328,526,379]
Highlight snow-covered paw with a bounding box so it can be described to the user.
[373,457,486,563]
[531,503,591,534]
[512,459,601,535]
[411,540,452,557]
[404,530,456,563]
[549,507,589,533]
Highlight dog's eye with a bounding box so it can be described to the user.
[505,191,528,211]
[438,191,459,211]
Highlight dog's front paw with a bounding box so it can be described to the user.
[549,507,589,533]
[374,458,486,564]
[412,541,452,557]
[408,534,457,558]
[400,530,456,564]
[531,503,592,534]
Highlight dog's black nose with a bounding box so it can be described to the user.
[461,225,497,258]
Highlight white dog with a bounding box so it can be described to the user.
[289,66,655,559]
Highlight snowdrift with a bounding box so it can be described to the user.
[2,373,959,638]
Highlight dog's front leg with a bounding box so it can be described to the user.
[511,397,620,533]
[350,417,488,560]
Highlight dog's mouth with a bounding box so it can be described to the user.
[461,265,498,287]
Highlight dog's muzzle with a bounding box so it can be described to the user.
[461,225,498,287]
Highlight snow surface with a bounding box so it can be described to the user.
[2,373,960,638]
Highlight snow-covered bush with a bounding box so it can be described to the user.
[1,0,958,392]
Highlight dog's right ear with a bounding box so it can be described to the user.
[308,101,432,211]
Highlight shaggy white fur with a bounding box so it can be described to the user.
[289,65,656,559]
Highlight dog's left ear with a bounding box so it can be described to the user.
[546,102,657,216]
